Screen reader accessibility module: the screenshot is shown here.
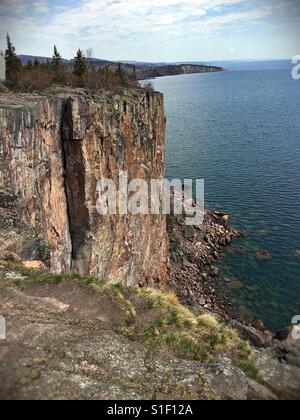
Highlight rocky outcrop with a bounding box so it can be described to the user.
[138,64,223,80]
[0,89,168,286]
[0,82,9,94]
[1,90,300,401]
[0,264,277,400]
[0,94,71,272]
[167,210,246,320]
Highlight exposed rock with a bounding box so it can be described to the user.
[0,94,72,272]
[167,208,245,321]
[274,327,292,342]
[138,64,223,80]
[61,92,168,285]
[0,82,9,94]
[230,320,273,349]
[0,268,279,400]
[1,89,299,401]
[255,250,272,260]
[273,327,300,369]
[251,317,269,334]
[0,90,168,287]
[0,189,50,266]
[213,211,229,226]
[23,260,47,270]
[202,363,276,400]
[253,348,300,399]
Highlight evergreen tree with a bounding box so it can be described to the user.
[52,45,62,70]
[26,59,33,70]
[5,34,22,85]
[46,59,52,70]
[73,49,87,77]
[116,63,127,86]
[132,65,137,82]
[33,58,40,68]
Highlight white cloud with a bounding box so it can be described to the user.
[0,0,48,14]
[0,0,297,60]
[32,1,49,13]
[0,0,29,13]
[39,1,274,41]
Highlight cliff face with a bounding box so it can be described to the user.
[0,90,168,286]
[138,64,223,79]
[0,95,72,273]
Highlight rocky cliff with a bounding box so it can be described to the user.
[138,64,223,79]
[0,89,168,286]
[1,90,300,401]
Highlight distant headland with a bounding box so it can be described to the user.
[17,54,224,80]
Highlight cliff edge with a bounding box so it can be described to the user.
[0,89,168,287]
[1,90,300,400]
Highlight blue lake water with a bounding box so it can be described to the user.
[152,62,300,331]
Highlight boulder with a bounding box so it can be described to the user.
[23,260,47,271]
[0,81,9,93]
[255,250,272,260]
[230,320,273,348]
[213,212,229,226]
[253,348,300,399]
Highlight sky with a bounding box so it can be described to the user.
[0,0,299,62]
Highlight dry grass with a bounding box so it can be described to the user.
[142,288,198,328]
[134,287,253,366]
[15,65,142,93]
[0,258,257,377]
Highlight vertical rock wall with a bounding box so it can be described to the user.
[0,95,72,272]
[0,90,168,287]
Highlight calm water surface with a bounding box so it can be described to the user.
[152,62,300,331]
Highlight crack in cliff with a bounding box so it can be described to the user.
[61,98,90,273]
[0,91,168,285]
[61,100,74,269]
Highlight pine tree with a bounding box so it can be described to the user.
[132,65,137,82]
[73,49,87,77]
[116,63,127,86]
[5,34,22,85]
[26,59,33,70]
[33,58,40,68]
[52,45,62,70]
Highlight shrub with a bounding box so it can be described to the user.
[141,81,154,93]
[16,64,139,93]
[18,67,56,91]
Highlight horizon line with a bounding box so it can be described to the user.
[15,54,293,64]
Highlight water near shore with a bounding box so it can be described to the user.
[152,61,300,331]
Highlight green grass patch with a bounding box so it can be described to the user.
[235,359,259,381]
[1,259,255,371]
[134,288,253,364]
[108,285,137,317]
[0,259,105,287]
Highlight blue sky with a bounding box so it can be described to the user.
[0,0,299,61]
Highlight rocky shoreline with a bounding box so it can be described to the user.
[167,208,300,388]
[167,207,279,345]
[167,209,247,321]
